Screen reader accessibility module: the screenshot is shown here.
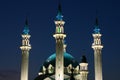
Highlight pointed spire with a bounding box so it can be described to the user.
[95,9,98,26]
[25,18,28,26]
[94,17,100,34]
[56,2,63,20]
[58,3,62,13]
[95,17,98,26]
[23,18,30,34]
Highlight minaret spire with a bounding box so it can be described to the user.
[95,17,98,26]
[23,18,30,34]
[94,17,100,34]
[92,17,103,80]
[94,10,100,34]
[53,2,66,80]
[20,19,31,80]
[56,2,63,21]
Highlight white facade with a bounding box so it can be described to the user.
[92,23,103,80]
[20,5,104,80]
[20,22,31,80]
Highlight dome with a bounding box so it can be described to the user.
[81,55,87,63]
[42,52,79,68]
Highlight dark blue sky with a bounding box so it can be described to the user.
[0,0,120,80]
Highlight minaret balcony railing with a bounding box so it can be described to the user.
[53,34,66,39]
[92,34,102,37]
[55,21,65,25]
[92,45,103,49]
[20,46,31,50]
[22,34,31,38]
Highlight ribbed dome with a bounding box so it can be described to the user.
[43,52,79,68]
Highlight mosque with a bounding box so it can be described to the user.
[19,3,103,80]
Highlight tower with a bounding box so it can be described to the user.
[53,4,66,80]
[92,18,103,80]
[20,19,31,80]
[80,56,88,80]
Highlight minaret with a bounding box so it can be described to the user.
[53,3,66,80]
[92,18,103,80]
[80,55,88,80]
[20,19,31,80]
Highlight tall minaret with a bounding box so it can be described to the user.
[53,4,66,80]
[80,55,88,80]
[20,19,31,80]
[92,18,103,80]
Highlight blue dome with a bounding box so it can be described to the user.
[43,52,79,68]
[47,52,74,61]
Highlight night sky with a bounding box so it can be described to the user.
[0,0,120,80]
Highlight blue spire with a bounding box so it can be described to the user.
[56,3,63,20]
[23,19,29,34]
[94,17,100,34]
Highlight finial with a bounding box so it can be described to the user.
[94,17,100,34]
[56,2,63,20]
[81,55,87,63]
[25,18,28,26]
[58,2,62,13]
[95,9,98,26]
[23,18,30,34]
[95,17,98,26]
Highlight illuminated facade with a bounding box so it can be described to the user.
[92,18,103,80]
[20,19,31,80]
[34,4,90,80]
[20,3,103,80]
[53,4,66,80]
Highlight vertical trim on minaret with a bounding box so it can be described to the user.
[92,18,103,80]
[20,19,31,80]
[53,3,66,80]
